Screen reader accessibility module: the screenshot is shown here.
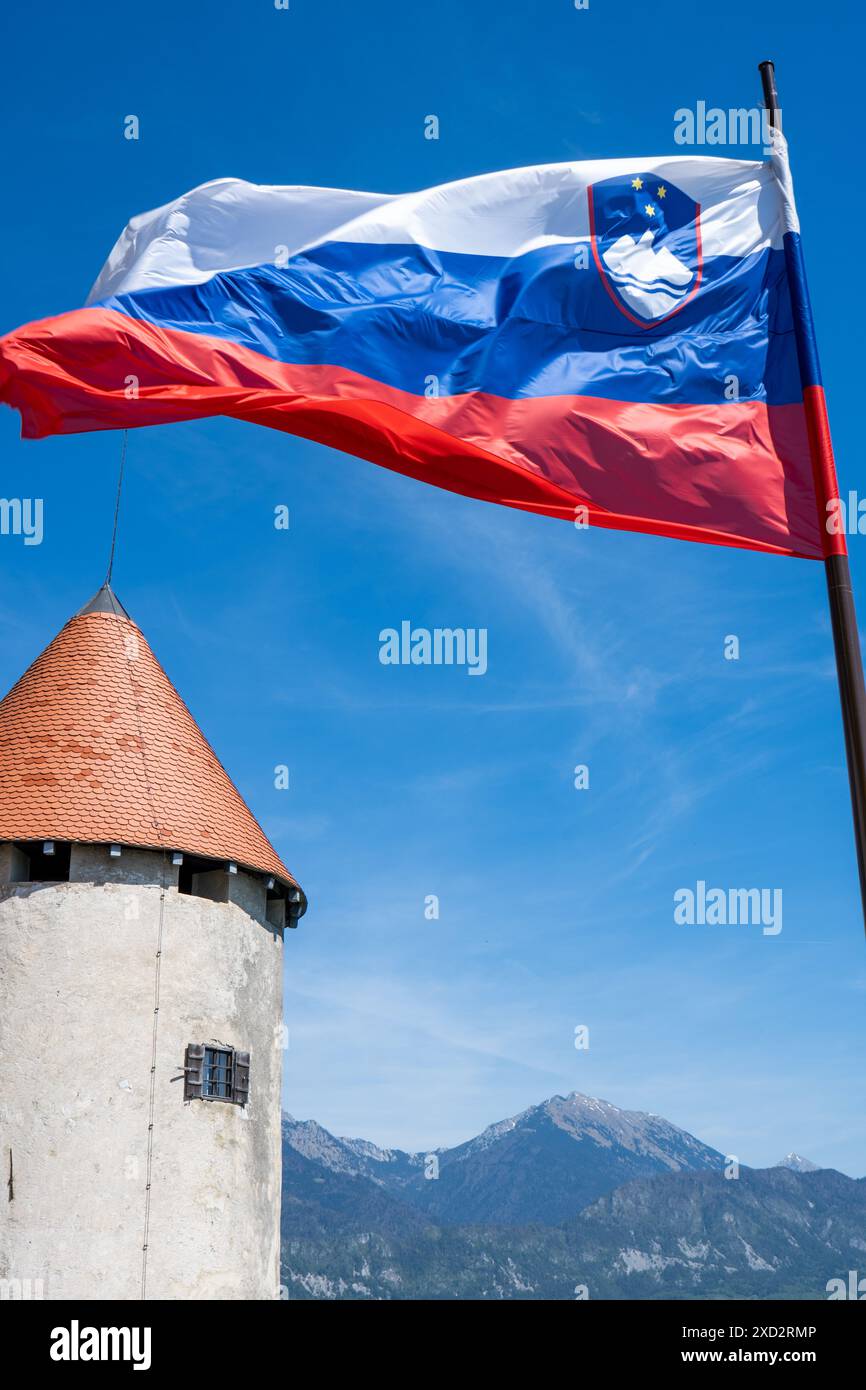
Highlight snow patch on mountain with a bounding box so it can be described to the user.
[775,1152,821,1173]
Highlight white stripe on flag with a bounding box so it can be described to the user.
[88,154,788,303]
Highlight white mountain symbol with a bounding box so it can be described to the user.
[602,228,693,321]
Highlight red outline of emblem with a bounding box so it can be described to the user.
[587,184,703,329]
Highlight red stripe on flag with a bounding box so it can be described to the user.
[802,384,847,558]
[0,308,823,559]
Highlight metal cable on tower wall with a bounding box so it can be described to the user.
[141,850,167,1299]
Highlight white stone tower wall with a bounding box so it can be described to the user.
[0,847,284,1300]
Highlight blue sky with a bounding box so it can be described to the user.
[2,0,865,1173]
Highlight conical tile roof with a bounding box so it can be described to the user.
[0,585,301,895]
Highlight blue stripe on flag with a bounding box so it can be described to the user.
[782,231,822,390]
[96,239,803,407]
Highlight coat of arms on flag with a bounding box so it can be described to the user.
[588,173,702,325]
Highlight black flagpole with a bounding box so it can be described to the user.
[759,61,866,937]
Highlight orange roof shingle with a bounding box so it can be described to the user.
[0,587,302,895]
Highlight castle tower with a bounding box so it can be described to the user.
[0,585,305,1300]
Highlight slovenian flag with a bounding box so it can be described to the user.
[0,138,822,558]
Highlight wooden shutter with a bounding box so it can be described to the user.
[233,1051,251,1107]
[184,1042,204,1100]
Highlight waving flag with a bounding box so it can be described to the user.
[0,142,822,557]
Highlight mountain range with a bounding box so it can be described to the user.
[280,1092,863,1300]
[284,1092,726,1225]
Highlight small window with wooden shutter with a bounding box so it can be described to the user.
[233,1051,250,1107]
[184,1043,249,1106]
[184,1043,204,1100]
